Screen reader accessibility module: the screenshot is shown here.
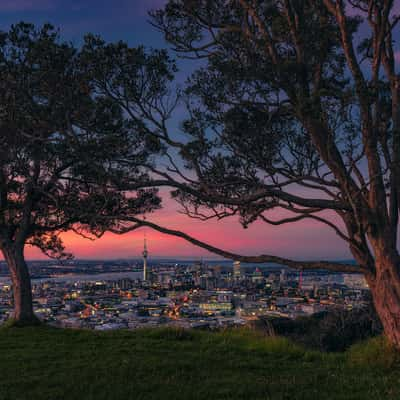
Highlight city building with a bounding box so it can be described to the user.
[233,261,241,280]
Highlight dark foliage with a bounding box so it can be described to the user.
[254,305,383,352]
[0,23,173,321]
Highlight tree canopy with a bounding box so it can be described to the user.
[2,1,400,347]
[0,22,171,323]
[126,0,400,274]
[105,0,400,345]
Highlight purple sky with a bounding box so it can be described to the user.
[0,1,398,261]
[0,1,168,45]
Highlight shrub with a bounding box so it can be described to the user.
[347,336,400,369]
[253,304,382,352]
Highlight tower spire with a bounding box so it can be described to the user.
[142,233,148,281]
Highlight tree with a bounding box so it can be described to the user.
[0,23,169,324]
[105,0,400,345]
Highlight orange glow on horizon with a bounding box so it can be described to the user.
[19,199,351,261]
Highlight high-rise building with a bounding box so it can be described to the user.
[142,236,148,281]
[252,267,263,283]
[280,268,287,283]
[233,261,241,280]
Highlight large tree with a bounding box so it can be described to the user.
[0,23,169,324]
[105,0,400,345]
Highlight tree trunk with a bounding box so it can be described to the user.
[367,254,400,347]
[2,245,39,326]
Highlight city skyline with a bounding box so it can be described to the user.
[1,2,400,396]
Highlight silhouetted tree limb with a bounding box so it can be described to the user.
[110,217,362,273]
[142,0,400,345]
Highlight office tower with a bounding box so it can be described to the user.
[233,261,241,280]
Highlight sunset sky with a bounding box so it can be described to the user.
[1,0,399,261]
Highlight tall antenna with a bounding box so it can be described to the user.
[142,231,148,281]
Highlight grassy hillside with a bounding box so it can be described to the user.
[0,326,399,400]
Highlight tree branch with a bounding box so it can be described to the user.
[112,216,363,273]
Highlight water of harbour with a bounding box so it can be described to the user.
[0,271,143,285]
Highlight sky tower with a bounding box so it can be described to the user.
[142,235,148,281]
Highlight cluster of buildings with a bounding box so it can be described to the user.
[0,240,370,330]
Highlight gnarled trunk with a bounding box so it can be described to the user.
[2,245,39,326]
[367,254,400,347]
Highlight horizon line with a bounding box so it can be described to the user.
[1,256,356,263]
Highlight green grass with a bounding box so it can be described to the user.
[0,326,399,400]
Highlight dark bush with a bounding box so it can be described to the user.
[252,305,383,352]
